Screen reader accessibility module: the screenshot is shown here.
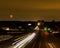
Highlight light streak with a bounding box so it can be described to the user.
[10,33,36,48]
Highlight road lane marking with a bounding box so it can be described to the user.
[48,43,53,48]
[48,43,56,48]
[51,43,56,48]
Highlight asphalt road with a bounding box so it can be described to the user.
[0,32,32,48]
[25,31,60,48]
[0,31,60,48]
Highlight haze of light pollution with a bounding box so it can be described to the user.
[0,0,60,21]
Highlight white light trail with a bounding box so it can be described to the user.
[11,33,36,48]
[34,26,39,30]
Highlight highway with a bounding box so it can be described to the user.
[0,32,35,48]
[0,30,60,48]
[25,31,60,48]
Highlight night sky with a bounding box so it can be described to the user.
[0,0,60,21]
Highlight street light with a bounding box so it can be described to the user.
[28,23,32,26]
[37,22,41,26]
[10,14,13,19]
